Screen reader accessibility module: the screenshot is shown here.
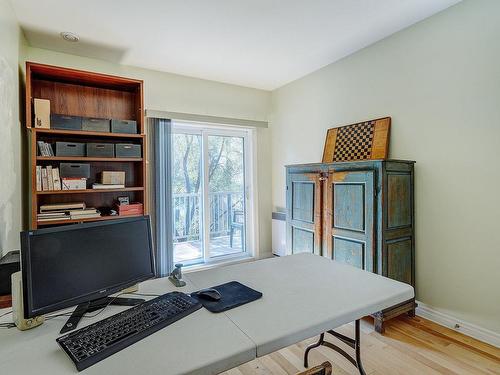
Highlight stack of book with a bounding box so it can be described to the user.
[69,208,101,220]
[92,183,125,189]
[37,211,71,222]
[37,202,101,222]
[37,141,54,157]
[36,166,61,191]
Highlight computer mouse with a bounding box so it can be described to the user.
[194,288,221,302]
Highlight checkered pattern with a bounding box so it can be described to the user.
[333,121,375,162]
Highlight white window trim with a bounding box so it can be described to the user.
[171,120,258,269]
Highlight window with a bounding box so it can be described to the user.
[171,121,255,266]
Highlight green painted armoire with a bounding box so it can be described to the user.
[285,159,415,332]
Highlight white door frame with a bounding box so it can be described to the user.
[171,120,257,265]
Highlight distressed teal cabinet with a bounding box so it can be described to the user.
[286,160,415,332]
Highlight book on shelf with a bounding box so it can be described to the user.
[37,211,70,221]
[37,141,46,156]
[69,208,99,216]
[52,167,61,190]
[37,214,69,219]
[36,166,42,191]
[92,183,125,189]
[41,168,49,191]
[39,208,97,216]
[39,207,101,220]
[37,141,54,157]
[40,202,86,212]
[38,209,101,221]
[37,166,63,191]
[37,216,71,222]
[36,211,68,217]
[46,166,54,191]
[70,213,101,220]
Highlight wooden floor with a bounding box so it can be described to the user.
[221,316,500,375]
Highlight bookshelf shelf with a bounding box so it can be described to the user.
[37,214,143,226]
[33,128,145,139]
[36,187,144,195]
[27,62,147,229]
[37,156,143,162]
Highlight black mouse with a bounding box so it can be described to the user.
[194,288,221,302]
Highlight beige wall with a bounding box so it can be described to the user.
[0,0,23,255]
[16,44,272,258]
[270,0,500,333]
[4,0,498,334]
[23,47,270,122]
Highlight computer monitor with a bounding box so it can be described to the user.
[20,216,155,321]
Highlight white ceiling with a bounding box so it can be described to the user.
[11,0,461,90]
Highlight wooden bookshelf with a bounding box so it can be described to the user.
[37,157,143,162]
[35,187,145,195]
[34,128,145,139]
[26,62,147,229]
[36,214,144,227]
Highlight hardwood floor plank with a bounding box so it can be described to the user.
[224,316,500,375]
[402,317,500,361]
[387,321,499,374]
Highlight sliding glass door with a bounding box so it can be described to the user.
[171,123,251,265]
[171,132,204,263]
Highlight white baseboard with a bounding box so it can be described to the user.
[415,301,500,348]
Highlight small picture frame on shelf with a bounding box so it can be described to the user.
[117,196,130,205]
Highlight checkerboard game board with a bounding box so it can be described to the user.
[333,121,375,162]
[322,117,391,163]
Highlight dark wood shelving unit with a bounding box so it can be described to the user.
[34,128,145,139]
[35,187,145,195]
[37,156,143,162]
[26,62,147,229]
[36,214,144,227]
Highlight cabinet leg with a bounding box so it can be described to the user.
[374,318,385,334]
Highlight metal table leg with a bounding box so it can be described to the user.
[303,319,366,375]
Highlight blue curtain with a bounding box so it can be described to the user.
[149,118,173,277]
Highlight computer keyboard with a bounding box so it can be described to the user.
[56,291,202,371]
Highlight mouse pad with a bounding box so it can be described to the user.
[191,281,263,313]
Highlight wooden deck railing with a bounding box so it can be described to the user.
[172,191,244,242]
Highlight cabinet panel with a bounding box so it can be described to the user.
[292,228,315,254]
[387,173,412,228]
[333,237,364,268]
[333,184,365,231]
[292,181,314,223]
[325,170,375,271]
[387,239,412,284]
[286,172,322,255]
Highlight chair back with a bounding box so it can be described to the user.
[232,209,244,224]
[296,361,332,375]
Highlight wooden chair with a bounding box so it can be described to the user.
[297,361,333,375]
[229,209,244,249]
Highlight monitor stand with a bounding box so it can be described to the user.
[60,296,145,334]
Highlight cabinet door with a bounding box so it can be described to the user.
[286,172,322,255]
[325,170,375,271]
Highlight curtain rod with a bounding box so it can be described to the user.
[145,109,268,128]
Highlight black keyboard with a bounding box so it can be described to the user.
[57,291,202,371]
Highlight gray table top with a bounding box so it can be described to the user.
[0,253,414,374]
[187,253,414,356]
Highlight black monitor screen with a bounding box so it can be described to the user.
[21,216,155,317]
